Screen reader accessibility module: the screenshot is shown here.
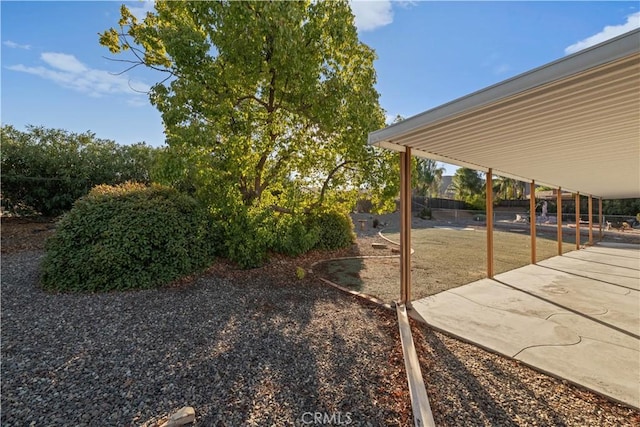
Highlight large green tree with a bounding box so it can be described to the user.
[493,176,526,201]
[451,167,484,204]
[100,0,395,214]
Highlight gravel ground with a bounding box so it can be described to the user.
[412,325,639,426]
[2,247,639,426]
[1,251,411,426]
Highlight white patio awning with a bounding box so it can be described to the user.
[369,29,640,199]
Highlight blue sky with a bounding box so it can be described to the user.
[2,1,639,175]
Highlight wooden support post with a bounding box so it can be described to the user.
[599,198,603,241]
[399,149,412,305]
[400,152,407,304]
[575,192,581,250]
[530,181,536,264]
[588,195,593,246]
[486,169,494,278]
[404,148,412,305]
[557,188,563,256]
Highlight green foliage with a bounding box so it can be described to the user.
[272,214,320,257]
[452,168,485,207]
[219,206,354,268]
[602,198,640,216]
[312,210,355,250]
[418,207,432,220]
[413,158,445,198]
[1,125,157,216]
[100,0,397,216]
[98,1,401,268]
[493,176,526,201]
[41,183,216,292]
[466,194,486,211]
[452,168,484,200]
[221,207,274,269]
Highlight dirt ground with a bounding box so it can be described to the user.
[1,217,58,253]
[312,212,640,303]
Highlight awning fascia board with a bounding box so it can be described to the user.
[380,141,583,194]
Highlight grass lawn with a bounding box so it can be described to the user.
[314,225,576,303]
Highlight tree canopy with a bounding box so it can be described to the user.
[451,168,484,200]
[493,176,526,201]
[0,125,156,216]
[414,158,445,198]
[100,0,397,214]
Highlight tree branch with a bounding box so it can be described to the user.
[270,205,294,214]
[312,160,356,209]
[234,95,269,109]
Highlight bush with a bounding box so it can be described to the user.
[1,125,157,216]
[418,207,432,220]
[222,209,322,268]
[212,205,353,269]
[312,210,355,250]
[272,214,320,256]
[222,207,274,269]
[41,183,217,292]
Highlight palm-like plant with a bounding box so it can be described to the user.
[493,176,526,200]
[451,168,484,201]
[413,158,445,197]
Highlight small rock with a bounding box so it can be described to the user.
[391,247,400,254]
[371,243,388,250]
[160,406,195,427]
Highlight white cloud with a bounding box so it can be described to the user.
[396,1,417,9]
[7,52,150,98]
[565,11,640,55]
[3,40,31,50]
[41,52,88,73]
[350,0,393,32]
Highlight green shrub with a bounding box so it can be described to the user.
[215,206,353,269]
[418,207,432,220]
[272,214,320,256]
[312,210,355,250]
[222,207,275,269]
[41,183,217,292]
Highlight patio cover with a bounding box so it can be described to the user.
[368,29,640,199]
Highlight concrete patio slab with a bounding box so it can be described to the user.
[544,313,638,351]
[410,244,640,409]
[536,249,640,291]
[517,337,639,408]
[411,292,580,357]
